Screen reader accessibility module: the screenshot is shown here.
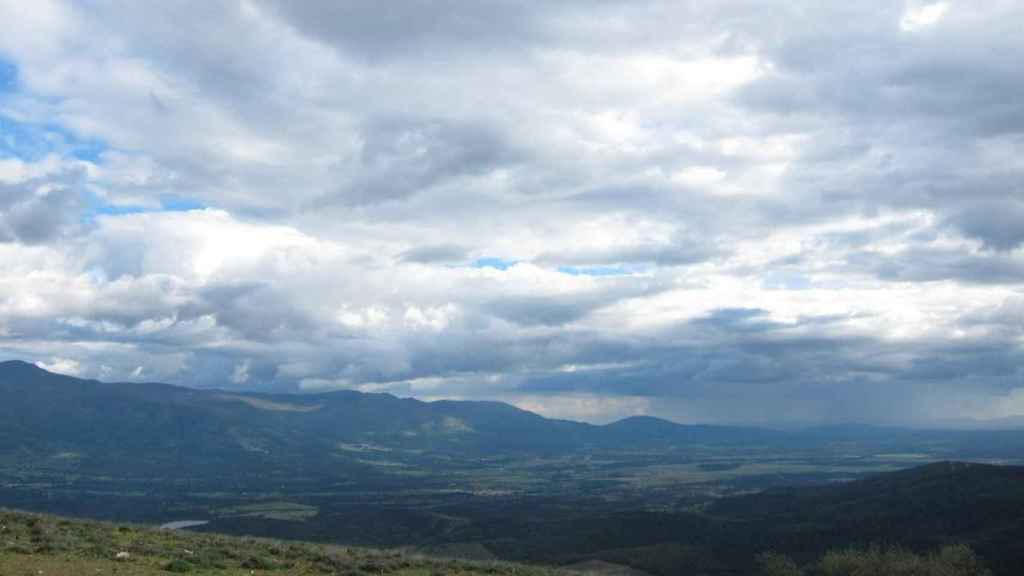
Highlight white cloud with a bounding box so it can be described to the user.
[231,359,251,384]
[0,0,1022,424]
[36,357,81,376]
[509,393,652,424]
[671,165,727,187]
[900,2,951,32]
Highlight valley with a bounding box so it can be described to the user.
[3,361,1024,574]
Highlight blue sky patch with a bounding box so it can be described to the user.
[558,265,634,277]
[88,202,148,217]
[85,194,207,222]
[53,124,106,162]
[0,114,107,162]
[161,196,206,211]
[0,115,50,160]
[0,59,106,162]
[471,257,518,270]
[0,58,16,92]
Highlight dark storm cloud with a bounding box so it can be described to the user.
[511,307,1024,424]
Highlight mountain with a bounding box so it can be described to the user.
[4,360,1024,479]
[598,415,776,446]
[929,415,1024,430]
[0,360,775,473]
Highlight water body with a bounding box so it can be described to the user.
[159,520,210,531]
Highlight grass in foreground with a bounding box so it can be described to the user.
[758,545,992,576]
[0,508,560,576]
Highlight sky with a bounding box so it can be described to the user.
[0,0,1022,425]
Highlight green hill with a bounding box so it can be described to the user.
[706,461,1024,574]
[0,507,998,576]
[0,508,560,576]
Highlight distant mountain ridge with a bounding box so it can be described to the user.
[3,359,1024,481]
[0,360,766,466]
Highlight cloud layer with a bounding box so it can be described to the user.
[0,0,1022,425]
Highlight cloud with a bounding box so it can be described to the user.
[231,359,251,385]
[900,2,950,32]
[0,155,86,244]
[258,0,548,61]
[399,243,470,264]
[0,0,1023,424]
[946,198,1024,251]
[35,357,81,376]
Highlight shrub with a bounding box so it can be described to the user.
[935,544,990,576]
[164,558,194,573]
[758,551,800,576]
[3,542,33,555]
[816,545,991,576]
[358,561,383,572]
[241,555,276,570]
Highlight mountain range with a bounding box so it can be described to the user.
[4,359,1024,574]
[0,359,769,462]
[4,359,1024,476]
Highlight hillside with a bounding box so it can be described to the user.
[5,360,1024,469]
[706,461,1024,574]
[0,359,770,466]
[0,508,561,575]
[0,506,998,576]
[426,462,1024,575]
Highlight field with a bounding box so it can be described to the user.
[0,443,972,529]
[2,440,1019,575]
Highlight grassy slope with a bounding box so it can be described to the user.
[0,508,561,576]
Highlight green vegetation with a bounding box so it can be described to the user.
[3,363,1024,575]
[0,508,999,576]
[217,501,319,522]
[759,545,992,576]
[0,508,561,576]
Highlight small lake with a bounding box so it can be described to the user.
[159,520,210,531]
